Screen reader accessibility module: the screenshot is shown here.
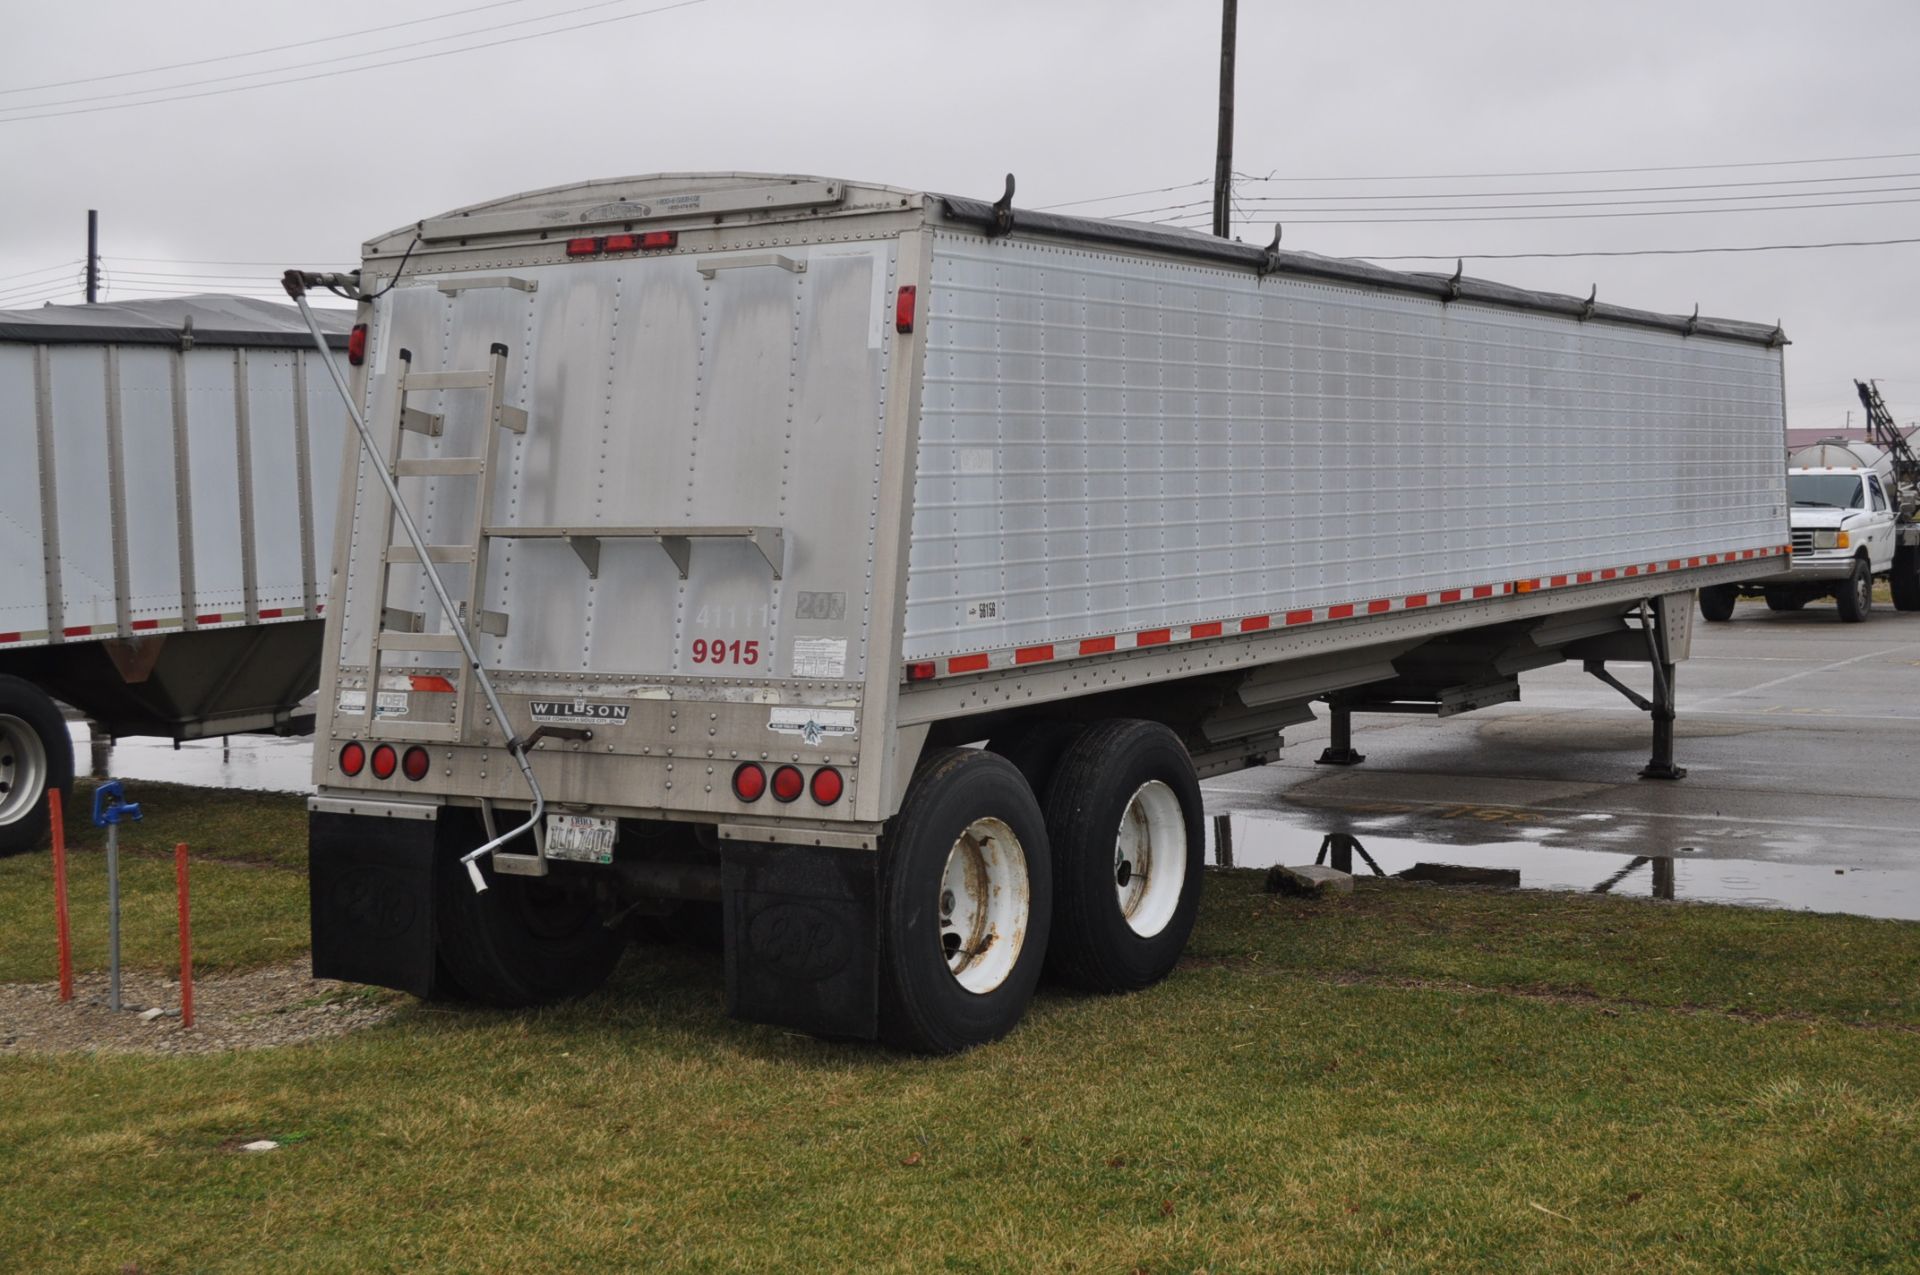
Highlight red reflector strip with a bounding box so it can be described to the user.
[1439,590,1461,603]
[1240,616,1270,632]
[0,633,19,644]
[197,613,223,624]
[566,237,601,257]
[1326,604,1354,619]
[1365,600,1391,614]
[258,608,284,619]
[1189,621,1222,639]
[1284,609,1313,626]
[1014,644,1053,665]
[1135,628,1171,647]
[131,619,159,631]
[1471,586,1493,599]
[1079,636,1116,655]
[948,653,990,674]
[1404,595,1428,608]
[640,231,677,249]
[410,675,456,693]
[63,625,92,637]
[603,233,638,253]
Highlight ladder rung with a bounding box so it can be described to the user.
[377,631,465,653]
[395,456,485,477]
[381,606,424,633]
[401,408,445,437]
[406,370,492,391]
[387,544,476,565]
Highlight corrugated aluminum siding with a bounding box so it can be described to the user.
[903,232,1785,660]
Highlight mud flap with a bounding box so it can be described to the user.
[309,810,441,998]
[722,843,878,1039]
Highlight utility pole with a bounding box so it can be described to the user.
[1211,0,1237,239]
[85,209,99,304]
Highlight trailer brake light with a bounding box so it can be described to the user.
[603,234,637,253]
[895,285,916,334]
[771,765,804,803]
[640,231,677,250]
[401,746,430,782]
[732,762,766,802]
[370,744,398,780]
[566,237,601,257]
[810,766,843,806]
[347,324,368,366]
[339,742,366,777]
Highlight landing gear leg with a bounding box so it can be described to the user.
[1316,699,1365,767]
[1639,598,1686,781]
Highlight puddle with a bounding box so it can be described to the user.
[69,724,314,795]
[1209,811,1920,923]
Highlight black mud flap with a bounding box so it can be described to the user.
[722,843,878,1039]
[309,810,441,998]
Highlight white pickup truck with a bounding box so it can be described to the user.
[1700,439,1920,622]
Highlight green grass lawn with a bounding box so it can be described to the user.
[3,789,1918,1273]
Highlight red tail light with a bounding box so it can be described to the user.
[771,765,804,803]
[339,742,366,776]
[370,744,398,780]
[906,661,935,682]
[402,746,430,782]
[732,762,766,802]
[566,237,601,257]
[603,233,637,253]
[895,285,916,334]
[640,231,677,250]
[347,323,368,366]
[810,767,843,806]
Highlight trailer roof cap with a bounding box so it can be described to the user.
[0,294,353,350]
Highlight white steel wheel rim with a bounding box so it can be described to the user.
[938,816,1029,995]
[1114,780,1186,938]
[0,714,48,827]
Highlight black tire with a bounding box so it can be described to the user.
[0,676,74,857]
[1763,589,1806,613]
[1836,556,1873,623]
[1698,584,1737,623]
[435,852,626,1007]
[1893,545,1920,612]
[986,719,1087,800]
[877,748,1052,1054]
[1041,719,1205,993]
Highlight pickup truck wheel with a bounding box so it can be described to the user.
[435,853,626,1007]
[878,749,1050,1054]
[0,677,74,856]
[1697,585,1737,622]
[1763,588,1806,613]
[1893,545,1920,612]
[1836,557,1873,623]
[1042,720,1204,993]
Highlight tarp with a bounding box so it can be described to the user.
[0,294,352,349]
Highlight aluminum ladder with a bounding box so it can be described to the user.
[362,341,527,743]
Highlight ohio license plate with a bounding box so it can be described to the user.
[544,814,617,864]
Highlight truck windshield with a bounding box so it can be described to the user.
[1788,474,1865,509]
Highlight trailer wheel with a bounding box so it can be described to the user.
[1763,588,1806,613]
[0,677,74,857]
[1836,557,1873,623]
[1041,720,1204,993]
[1698,585,1737,622]
[435,853,626,1007]
[877,748,1050,1054]
[1892,545,1920,612]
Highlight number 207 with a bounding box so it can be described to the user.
[691,638,760,666]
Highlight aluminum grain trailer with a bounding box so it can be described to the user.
[0,296,350,851]
[291,173,1788,1052]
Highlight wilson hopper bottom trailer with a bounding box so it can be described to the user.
[290,173,1787,1052]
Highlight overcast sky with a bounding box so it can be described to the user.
[3,0,1917,427]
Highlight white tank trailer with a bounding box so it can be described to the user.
[290,173,1789,1052]
[0,297,350,852]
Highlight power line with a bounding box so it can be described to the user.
[0,0,542,97]
[0,269,85,300]
[0,259,81,285]
[0,282,82,307]
[1034,178,1211,212]
[1231,147,1920,184]
[1238,169,1920,203]
[1146,193,1920,226]
[0,0,708,124]
[1360,236,1920,262]
[0,0,698,116]
[107,255,353,267]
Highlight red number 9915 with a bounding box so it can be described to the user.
[691,638,760,666]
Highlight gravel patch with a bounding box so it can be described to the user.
[0,960,401,1055]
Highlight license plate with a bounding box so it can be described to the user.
[544,814,617,864]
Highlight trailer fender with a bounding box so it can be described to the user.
[309,809,443,998]
[721,842,878,1040]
